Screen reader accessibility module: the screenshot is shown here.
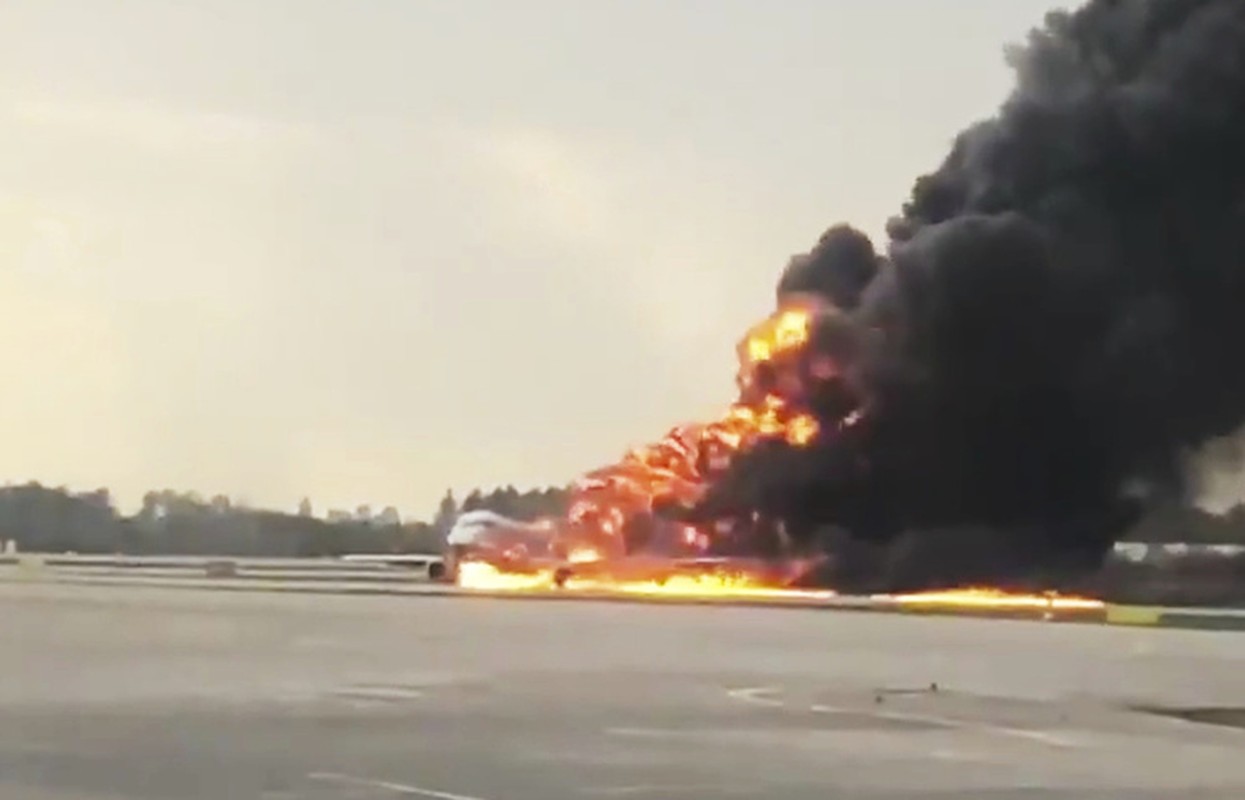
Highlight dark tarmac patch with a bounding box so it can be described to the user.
[1133,706,1245,731]
[873,683,942,698]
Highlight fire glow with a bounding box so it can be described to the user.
[457,560,1102,613]
[554,296,835,563]
[446,298,840,595]
[878,587,1106,612]
[451,293,1105,610]
[456,559,836,602]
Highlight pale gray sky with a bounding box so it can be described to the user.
[0,0,1073,518]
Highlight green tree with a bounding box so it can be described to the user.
[432,489,458,534]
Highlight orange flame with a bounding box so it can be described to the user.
[456,558,836,601]
[449,290,1109,609]
[878,587,1105,612]
[555,299,830,561]
[453,298,863,600]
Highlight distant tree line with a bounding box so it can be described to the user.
[4,479,1245,558]
[0,482,568,557]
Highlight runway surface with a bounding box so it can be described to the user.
[2,583,1244,799]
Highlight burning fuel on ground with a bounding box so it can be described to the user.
[457,0,1245,603]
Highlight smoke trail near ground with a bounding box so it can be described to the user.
[681,0,1245,588]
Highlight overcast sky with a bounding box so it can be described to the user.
[0,0,1073,518]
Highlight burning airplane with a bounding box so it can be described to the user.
[453,0,1245,603]
[448,297,853,596]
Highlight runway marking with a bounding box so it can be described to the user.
[808,703,1079,749]
[603,727,703,739]
[726,685,1080,748]
[724,686,784,707]
[581,783,755,796]
[308,771,488,800]
[333,685,425,702]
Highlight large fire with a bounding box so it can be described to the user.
[553,295,837,562]
[455,296,841,597]
[452,296,1103,613]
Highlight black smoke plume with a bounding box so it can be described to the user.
[682,0,1245,590]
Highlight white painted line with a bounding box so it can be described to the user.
[334,686,425,701]
[724,686,785,708]
[603,727,698,739]
[808,704,1079,749]
[581,784,752,796]
[307,771,488,800]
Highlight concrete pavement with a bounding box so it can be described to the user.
[2,582,1244,798]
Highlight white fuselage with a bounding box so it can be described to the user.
[444,511,562,577]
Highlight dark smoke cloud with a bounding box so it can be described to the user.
[688,0,1245,589]
[776,224,879,310]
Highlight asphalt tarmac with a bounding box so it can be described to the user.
[2,582,1244,799]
